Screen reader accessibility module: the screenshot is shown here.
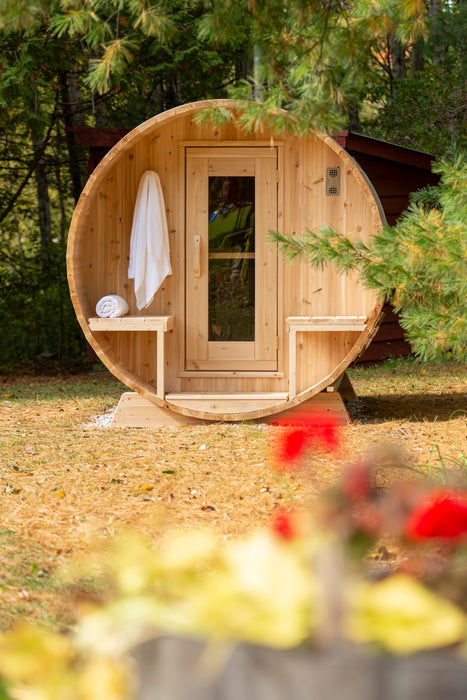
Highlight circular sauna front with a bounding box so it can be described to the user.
[67,100,385,421]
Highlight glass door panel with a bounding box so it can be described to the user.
[208,175,255,342]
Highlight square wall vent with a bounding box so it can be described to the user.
[326,167,341,196]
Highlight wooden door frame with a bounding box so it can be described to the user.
[177,141,284,378]
[185,147,277,370]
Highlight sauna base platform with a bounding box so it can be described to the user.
[110,391,351,428]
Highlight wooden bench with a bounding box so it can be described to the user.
[88,316,174,399]
[286,316,367,398]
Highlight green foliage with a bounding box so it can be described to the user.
[49,0,178,94]
[273,154,467,362]
[0,0,464,368]
[194,0,428,135]
[0,0,239,368]
[0,242,86,367]
[0,23,89,367]
[47,0,237,111]
[364,1,467,153]
[366,55,467,155]
[42,0,431,135]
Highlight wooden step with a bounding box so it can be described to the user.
[165,393,288,401]
[165,392,289,415]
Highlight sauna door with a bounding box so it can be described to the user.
[185,147,278,371]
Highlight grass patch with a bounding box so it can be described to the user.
[0,357,465,632]
[0,366,124,403]
[348,357,467,396]
[0,529,74,631]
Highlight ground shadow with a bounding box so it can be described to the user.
[349,392,467,423]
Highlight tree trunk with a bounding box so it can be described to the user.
[429,0,445,65]
[94,95,111,127]
[31,130,53,271]
[388,34,407,86]
[411,41,425,74]
[59,69,88,204]
[235,49,253,82]
[347,102,362,132]
[429,0,442,19]
[164,70,182,110]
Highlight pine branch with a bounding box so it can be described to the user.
[270,227,373,271]
[272,153,467,362]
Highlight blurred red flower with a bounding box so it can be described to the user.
[273,427,309,467]
[406,490,467,540]
[271,410,341,470]
[342,463,373,501]
[271,509,298,540]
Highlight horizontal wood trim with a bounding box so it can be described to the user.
[88,316,174,332]
[186,147,277,158]
[286,316,367,331]
[185,359,278,371]
[166,392,288,400]
[288,325,366,332]
[178,371,284,378]
[208,160,255,176]
[166,398,287,414]
[179,141,285,147]
[209,253,255,260]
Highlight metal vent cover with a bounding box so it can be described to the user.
[326,167,340,196]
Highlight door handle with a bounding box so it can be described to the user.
[193,235,201,278]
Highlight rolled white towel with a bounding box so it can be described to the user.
[95,295,129,318]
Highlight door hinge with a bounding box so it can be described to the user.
[276,170,280,184]
[276,336,280,350]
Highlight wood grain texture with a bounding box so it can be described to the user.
[67,100,384,421]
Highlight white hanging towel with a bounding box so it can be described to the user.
[128,170,172,310]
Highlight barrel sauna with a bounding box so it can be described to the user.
[67,100,385,422]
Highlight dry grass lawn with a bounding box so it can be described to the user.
[0,358,465,630]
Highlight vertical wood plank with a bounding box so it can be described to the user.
[156,330,164,398]
[255,154,278,363]
[185,155,209,363]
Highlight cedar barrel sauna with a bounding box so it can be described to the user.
[67,100,385,424]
